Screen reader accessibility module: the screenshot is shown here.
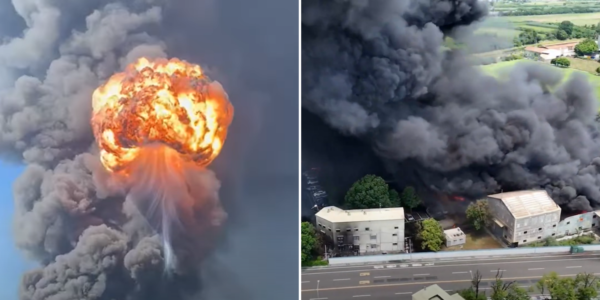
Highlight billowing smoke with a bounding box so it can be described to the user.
[3,0,298,299]
[302,0,600,212]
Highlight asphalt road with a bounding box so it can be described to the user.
[301,253,600,300]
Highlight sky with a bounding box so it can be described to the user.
[0,161,34,300]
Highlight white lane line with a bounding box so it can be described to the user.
[528,268,544,271]
[452,271,468,274]
[414,273,430,276]
[395,292,411,295]
[333,278,351,281]
[566,266,582,268]
[310,298,328,300]
[302,281,310,283]
[491,270,507,272]
[353,295,370,298]
[374,276,391,278]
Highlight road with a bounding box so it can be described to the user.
[301,253,600,300]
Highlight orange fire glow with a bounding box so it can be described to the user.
[91,57,234,172]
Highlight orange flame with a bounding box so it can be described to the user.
[91,57,234,172]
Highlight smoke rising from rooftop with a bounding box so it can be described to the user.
[302,0,600,211]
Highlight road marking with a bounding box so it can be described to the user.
[386,265,397,268]
[310,298,328,300]
[302,281,310,283]
[359,280,370,285]
[452,271,468,274]
[414,273,430,276]
[424,263,434,266]
[301,273,581,292]
[528,268,544,271]
[491,270,507,272]
[396,292,412,295]
[566,266,582,268]
[334,278,350,281]
[412,263,422,267]
[303,257,598,276]
[399,264,409,268]
[374,276,390,278]
[360,272,370,277]
[353,295,370,298]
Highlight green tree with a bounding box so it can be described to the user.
[489,270,530,300]
[557,29,569,40]
[575,273,600,300]
[301,222,318,263]
[344,175,392,209]
[400,186,421,211]
[418,218,445,252]
[596,66,600,75]
[458,270,487,300]
[389,189,400,207]
[536,272,577,300]
[466,200,491,231]
[574,39,599,56]
[559,21,574,36]
[554,57,571,67]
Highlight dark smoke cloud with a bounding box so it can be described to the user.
[3,0,298,299]
[302,0,600,211]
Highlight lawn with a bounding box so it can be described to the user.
[480,60,600,100]
[504,13,600,26]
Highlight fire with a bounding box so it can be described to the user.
[91,57,234,172]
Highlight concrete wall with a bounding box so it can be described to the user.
[557,212,600,237]
[327,245,600,266]
[515,211,560,245]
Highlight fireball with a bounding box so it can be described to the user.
[91,57,234,172]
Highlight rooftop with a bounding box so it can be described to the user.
[488,190,561,219]
[412,284,464,300]
[316,206,404,223]
[444,227,464,238]
[524,46,551,54]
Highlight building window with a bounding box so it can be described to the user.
[354,236,360,242]
[552,233,555,236]
[523,240,527,243]
[393,243,398,246]
[371,244,377,248]
[553,224,556,227]
[394,226,399,229]
[594,215,597,219]
[538,236,542,239]
[524,231,528,234]
[567,222,570,225]
[538,228,542,231]
[328,228,331,231]
[336,229,340,233]
[370,235,377,240]
[365,227,370,231]
[392,234,397,236]
[593,224,596,227]
[346,228,351,232]
[355,228,358,231]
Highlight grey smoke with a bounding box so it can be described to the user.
[3,0,298,299]
[302,0,600,211]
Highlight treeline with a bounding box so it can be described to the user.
[501,6,599,16]
[459,270,600,300]
[513,20,599,47]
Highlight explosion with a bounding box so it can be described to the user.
[92,57,233,172]
[91,57,234,271]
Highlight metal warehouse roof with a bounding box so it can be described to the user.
[488,190,561,219]
[315,206,404,223]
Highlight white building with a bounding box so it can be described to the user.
[315,206,405,254]
[444,227,466,247]
[487,190,561,247]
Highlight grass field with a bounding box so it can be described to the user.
[480,60,600,100]
[503,12,600,26]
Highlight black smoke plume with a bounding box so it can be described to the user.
[3,0,298,299]
[302,0,600,212]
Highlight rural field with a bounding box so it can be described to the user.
[504,12,600,26]
[480,60,600,101]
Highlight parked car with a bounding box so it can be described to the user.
[406,214,415,222]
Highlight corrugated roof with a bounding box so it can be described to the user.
[412,284,464,300]
[524,46,550,54]
[488,190,560,219]
[315,206,404,223]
